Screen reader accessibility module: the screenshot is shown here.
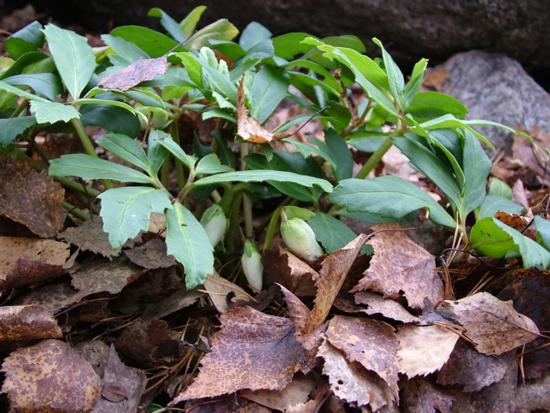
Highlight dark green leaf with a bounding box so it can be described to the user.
[195,153,234,175]
[147,129,171,177]
[372,38,404,107]
[0,116,36,145]
[157,134,197,171]
[5,21,44,59]
[462,131,492,215]
[404,58,428,107]
[97,133,149,171]
[534,216,550,250]
[110,26,179,57]
[3,73,62,100]
[0,52,48,80]
[250,65,288,123]
[148,8,185,42]
[30,101,80,124]
[407,92,468,122]
[240,22,271,50]
[478,195,524,219]
[183,19,239,50]
[308,212,359,253]
[80,100,141,137]
[101,34,149,64]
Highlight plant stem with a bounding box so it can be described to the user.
[240,142,254,238]
[355,136,393,179]
[263,206,282,252]
[56,177,100,197]
[171,120,185,188]
[62,201,89,221]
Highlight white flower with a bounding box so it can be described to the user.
[281,217,323,261]
[241,240,263,291]
[200,204,228,247]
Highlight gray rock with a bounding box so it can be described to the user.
[435,51,550,151]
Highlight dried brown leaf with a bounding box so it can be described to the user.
[241,375,316,411]
[59,216,121,259]
[0,158,65,237]
[172,306,305,403]
[1,339,101,412]
[326,315,399,400]
[401,378,454,413]
[397,325,459,377]
[436,292,539,355]
[512,179,530,208]
[99,56,168,90]
[0,305,61,341]
[71,258,144,296]
[237,79,275,143]
[15,281,84,313]
[141,288,201,320]
[512,132,550,186]
[517,372,550,412]
[75,340,110,379]
[124,238,175,269]
[351,225,443,310]
[354,291,420,324]
[203,273,253,313]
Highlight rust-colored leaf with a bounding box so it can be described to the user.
[0,236,69,290]
[172,306,305,403]
[1,339,101,412]
[59,216,121,259]
[203,273,253,313]
[124,238,175,269]
[75,340,110,378]
[436,292,539,355]
[351,224,443,310]
[401,378,454,413]
[354,291,420,324]
[397,325,459,378]
[15,281,84,313]
[326,315,399,400]
[0,305,61,341]
[99,56,168,90]
[0,157,65,237]
[237,79,275,143]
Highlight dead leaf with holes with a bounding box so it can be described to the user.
[59,216,121,259]
[0,236,69,290]
[397,325,459,377]
[326,315,400,401]
[171,306,305,403]
[0,158,65,237]
[351,224,443,310]
[354,291,420,324]
[1,339,101,412]
[99,56,168,90]
[124,238,175,269]
[436,292,539,355]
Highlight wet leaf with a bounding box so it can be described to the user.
[351,224,443,310]
[124,238,175,269]
[1,339,101,412]
[99,56,168,90]
[436,292,539,355]
[59,216,121,259]
[354,291,420,324]
[0,157,65,238]
[172,306,305,402]
[0,305,61,341]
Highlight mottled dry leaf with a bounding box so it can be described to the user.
[306,234,367,334]
[99,56,168,90]
[0,305,61,341]
[436,292,539,355]
[355,291,420,324]
[397,325,459,377]
[71,258,145,296]
[517,372,550,412]
[512,132,550,187]
[0,158,65,237]
[124,238,175,269]
[512,179,529,208]
[142,289,201,320]
[237,79,275,143]
[203,274,253,313]
[241,376,316,411]
[75,340,110,378]
[0,236,69,289]
[437,341,514,392]
[318,340,392,411]
[1,339,101,412]
[279,284,310,333]
[401,378,453,413]
[59,216,121,259]
[495,211,532,234]
[15,281,84,313]
[327,315,399,400]
[92,345,146,413]
[172,306,305,403]
[185,398,271,412]
[352,225,443,310]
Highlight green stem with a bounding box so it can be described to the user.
[171,121,185,188]
[11,99,28,118]
[62,201,89,221]
[240,142,254,238]
[160,156,171,188]
[56,177,100,197]
[355,136,394,179]
[263,206,283,252]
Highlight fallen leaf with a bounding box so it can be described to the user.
[423,67,449,91]
[437,340,514,392]
[203,273,253,313]
[516,372,550,412]
[99,56,168,90]
[75,340,110,378]
[0,158,65,238]
[495,211,532,235]
[512,179,529,208]
[15,281,84,313]
[354,291,420,324]
[124,238,176,269]
[0,236,69,290]
[326,315,400,400]
[172,306,305,403]
[92,345,146,413]
[351,225,443,310]
[512,132,550,187]
[141,288,202,320]
[436,292,539,355]
[237,79,275,143]
[401,378,454,413]
[279,284,311,333]
[241,375,316,411]
[318,339,393,411]
[397,325,459,377]
[59,216,121,259]
[0,305,61,341]
[1,339,101,412]
[185,398,271,412]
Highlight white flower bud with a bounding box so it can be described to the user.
[241,240,263,291]
[200,204,228,247]
[281,217,323,261]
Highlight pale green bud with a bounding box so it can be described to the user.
[241,240,263,291]
[200,204,228,247]
[280,217,323,261]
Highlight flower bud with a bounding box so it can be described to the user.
[241,240,263,291]
[200,204,228,247]
[280,217,323,261]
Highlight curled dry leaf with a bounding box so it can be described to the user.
[0,305,61,341]
[1,339,101,412]
[0,158,65,238]
[171,306,305,403]
[436,292,539,355]
[351,224,443,310]
[237,79,275,143]
[203,273,253,313]
[397,325,459,378]
[317,339,393,411]
[59,216,121,259]
[241,375,316,411]
[0,236,70,290]
[354,291,420,324]
[401,378,454,413]
[326,315,400,401]
[99,56,168,90]
[124,238,176,269]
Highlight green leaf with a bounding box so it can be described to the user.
[488,178,513,200]
[478,195,524,219]
[3,73,62,100]
[250,65,288,123]
[42,24,96,99]
[72,98,147,125]
[461,132,492,216]
[418,114,494,149]
[471,217,550,269]
[110,26,179,57]
[0,116,36,145]
[331,176,456,227]
[183,19,239,50]
[0,79,47,101]
[193,170,333,193]
[97,133,149,171]
[99,186,172,248]
[407,92,468,122]
[157,134,197,171]
[273,32,312,60]
[372,38,404,107]
[80,100,141,137]
[173,52,202,86]
[0,52,48,80]
[308,212,359,253]
[282,206,315,221]
[148,8,185,42]
[166,201,214,289]
[534,216,550,250]
[195,153,234,175]
[404,58,428,107]
[49,153,153,183]
[240,22,272,50]
[180,6,207,39]
[5,21,44,59]
[101,34,148,64]
[30,101,80,124]
[147,129,171,177]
